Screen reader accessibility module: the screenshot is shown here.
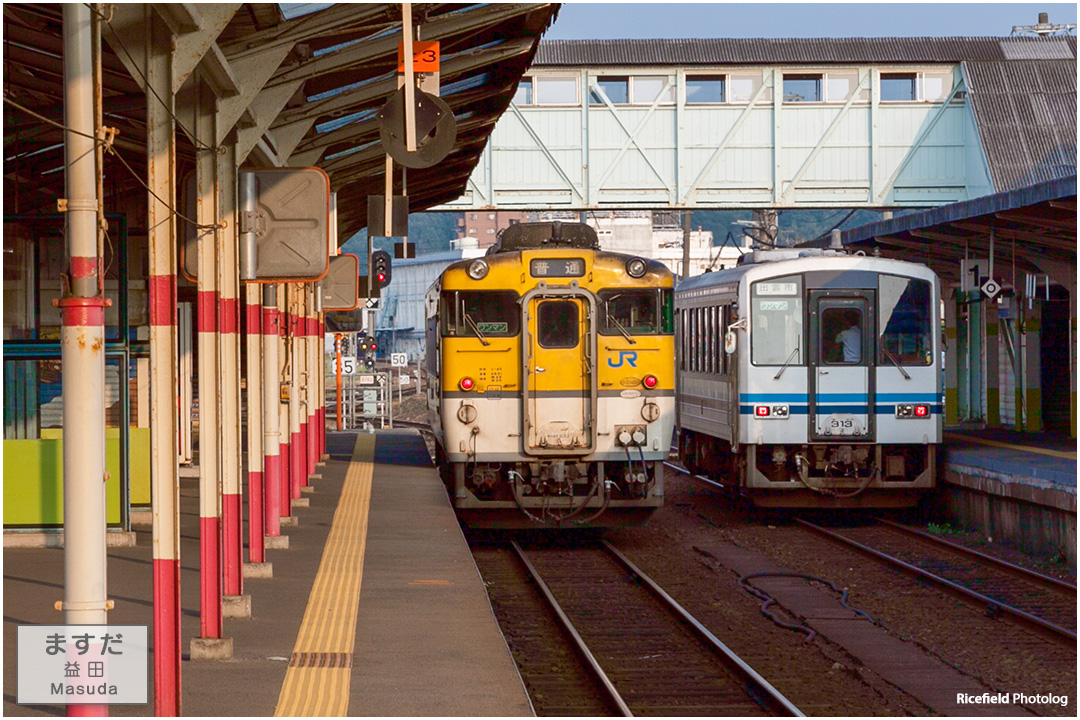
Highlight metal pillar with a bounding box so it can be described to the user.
[195,75,222,640]
[986,299,1001,426]
[1023,300,1042,432]
[145,9,181,715]
[262,285,281,536]
[943,288,958,426]
[218,143,242,599]
[245,282,265,562]
[296,285,309,487]
[60,5,108,716]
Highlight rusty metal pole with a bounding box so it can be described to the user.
[145,9,181,714]
[59,5,108,716]
[261,284,281,538]
[194,75,222,642]
[218,142,243,600]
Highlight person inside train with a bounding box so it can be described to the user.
[834,310,862,363]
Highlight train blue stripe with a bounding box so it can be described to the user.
[741,393,941,403]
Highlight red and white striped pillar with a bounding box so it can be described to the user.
[245,282,265,562]
[195,76,222,640]
[218,143,242,599]
[278,284,292,518]
[288,285,303,500]
[307,285,319,477]
[296,286,309,488]
[60,7,109,715]
[262,284,281,537]
[146,10,181,715]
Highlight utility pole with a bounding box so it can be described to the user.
[681,211,692,279]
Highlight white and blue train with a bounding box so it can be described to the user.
[675,248,942,508]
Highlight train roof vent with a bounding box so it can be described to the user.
[488,221,600,254]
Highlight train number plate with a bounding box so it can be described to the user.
[820,413,864,436]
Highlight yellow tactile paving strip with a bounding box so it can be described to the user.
[275,433,375,717]
[944,432,1077,460]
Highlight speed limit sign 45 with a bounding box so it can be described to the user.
[390,353,408,367]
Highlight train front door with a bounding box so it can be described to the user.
[808,292,875,442]
[523,292,595,454]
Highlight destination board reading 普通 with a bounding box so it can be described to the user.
[530,258,585,278]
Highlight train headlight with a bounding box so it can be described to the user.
[755,405,789,418]
[625,257,647,278]
[642,374,658,389]
[466,259,489,280]
[459,376,475,391]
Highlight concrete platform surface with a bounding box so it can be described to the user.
[3,429,532,717]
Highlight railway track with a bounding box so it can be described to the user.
[797,518,1077,648]
[475,540,802,717]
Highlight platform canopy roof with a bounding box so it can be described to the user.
[802,175,1076,287]
[3,3,559,236]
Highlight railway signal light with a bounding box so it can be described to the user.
[372,250,392,289]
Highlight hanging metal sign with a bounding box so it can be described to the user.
[377,87,457,168]
[322,254,361,311]
[182,168,330,282]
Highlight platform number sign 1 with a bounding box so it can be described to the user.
[390,353,407,368]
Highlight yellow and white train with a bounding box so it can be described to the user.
[426,222,675,527]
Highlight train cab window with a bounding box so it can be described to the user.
[879,276,933,365]
[821,308,863,364]
[599,289,669,336]
[441,291,520,338]
[537,300,579,348]
[751,276,804,365]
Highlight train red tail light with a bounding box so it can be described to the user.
[755,405,771,417]
[914,404,930,417]
[459,377,475,391]
[642,374,658,389]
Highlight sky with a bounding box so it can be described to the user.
[543,2,1077,39]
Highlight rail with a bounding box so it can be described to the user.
[797,519,1076,648]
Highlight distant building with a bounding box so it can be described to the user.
[456,211,526,248]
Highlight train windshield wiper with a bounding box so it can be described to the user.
[462,312,490,346]
[880,345,911,380]
[774,344,800,380]
[608,314,637,345]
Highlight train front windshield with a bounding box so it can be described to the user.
[751,276,804,365]
[878,276,933,365]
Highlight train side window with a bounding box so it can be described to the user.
[679,309,687,371]
[879,276,933,365]
[537,300,579,349]
[707,306,717,374]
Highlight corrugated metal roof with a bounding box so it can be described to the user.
[533,37,1076,67]
[964,59,1078,193]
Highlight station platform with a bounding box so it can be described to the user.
[3,429,533,717]
[937,427,1076,564]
